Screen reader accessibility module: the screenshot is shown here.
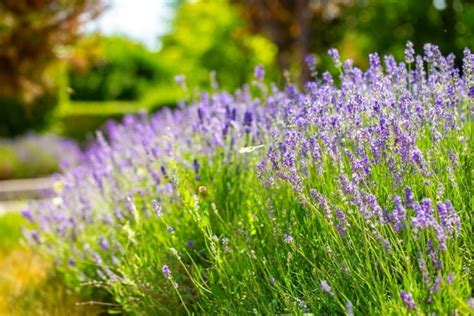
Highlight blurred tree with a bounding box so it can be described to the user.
[235,0,351,82]
[340,0,474,67]
[0,0,104,136]
[159,0,279,91]
[235,0,472,81]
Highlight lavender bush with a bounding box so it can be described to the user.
[24,43,473,314]
[0,133,82,180]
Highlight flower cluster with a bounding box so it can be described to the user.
[23,43,473,314]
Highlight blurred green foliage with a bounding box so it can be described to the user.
[0,92,57,137]
[338,0,473,67]
[68,35,172,101]
[159,0,278,90]
[65,0,472,106]
[58,110,125,141]
[1,0,472,139]
[235,0,473,78]
[65,0,278,106]
[0,213,25,253]
[56,0,280,142]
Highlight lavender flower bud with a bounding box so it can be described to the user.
[320,280,334,295]
[151,200,163,217]
[193,159,200,174]
[305,54,317,72]
[254,65,265,80]
[446,272,454,285]
[99,237,109,251]
[243,110,253,133]
[405,41,415,63]
[345,301,354,316]
[162,264,171,279]
[328,48,341,67]
[284,233,293,244]
[174,75,186,89]
[400,291,416,309]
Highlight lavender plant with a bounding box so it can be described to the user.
[24,43,473,315]
[0,133,82,180]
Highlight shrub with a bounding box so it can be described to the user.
[0,0,104,136]
[68,36,170,101]
[25,44,473,314]
[0,133,82,180]
[0,92,58,137]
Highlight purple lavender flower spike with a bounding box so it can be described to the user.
[345,301,354,316]
[320,280,334,295]
[405,41,415,64]
[430,274,442,294]
[93,252,103,265]
[328,48,341,67]
[443,200,461,234]
[68,257,76,266]
[335,208,347,236]
[254,65,265,81]
[400,291,416,309]
[162,264,171,279]
[305,54,317,73]
[446,272,454,285]
[391,196,406,231]
[174,74,186,88]
[283,233,293,244]
[193,159,200,174]
[151,200,163,217]
[99,237,109,251]
[21,209,35,223]
[404,187,414,208]
[160,165,168,179]
[30,230,40,244]
[243,110,253,133]
[412,199,434,230]
[467,297,474,310]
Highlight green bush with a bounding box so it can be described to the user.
[0,92,57,137]
[59,111,125,142]
[68,36,171,101]
[159,0,278,91]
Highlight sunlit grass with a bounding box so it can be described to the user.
[0,213,102,316]
[58,101,140,116]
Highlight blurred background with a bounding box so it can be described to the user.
[0,0,473,181]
